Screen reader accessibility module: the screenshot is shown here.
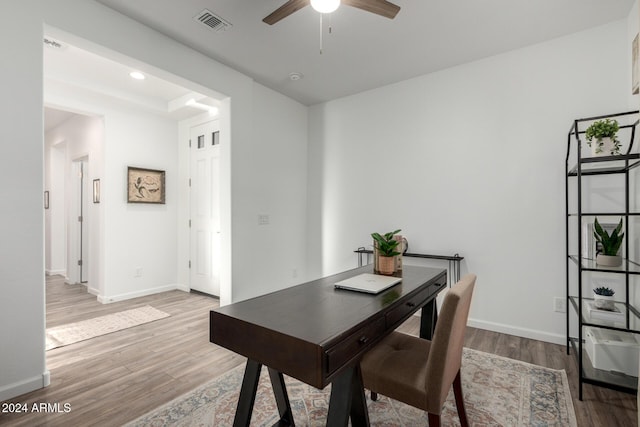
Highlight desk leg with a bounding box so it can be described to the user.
[349,364,370,427]
[233,359,262,427]
[268,368,295,426]
[420,300,438,340]
[326,364,370,427]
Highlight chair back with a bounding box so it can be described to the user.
[424,274,476,412]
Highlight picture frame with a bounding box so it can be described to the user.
[633,33,639,95]
[127,167,165,204]
[93,179,100,203]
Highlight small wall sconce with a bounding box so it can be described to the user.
[93,179,100,203]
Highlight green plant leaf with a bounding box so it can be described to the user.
[371,229,402,256]
[593,217,624,256]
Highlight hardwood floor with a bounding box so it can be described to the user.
[1,275,637,426]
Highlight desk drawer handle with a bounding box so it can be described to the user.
[406,302,416,308]
[358,336,369,344]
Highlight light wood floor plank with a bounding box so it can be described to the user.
[0,275,636,426]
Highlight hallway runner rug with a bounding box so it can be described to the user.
[46,305,170,350]
[126,347,577,426]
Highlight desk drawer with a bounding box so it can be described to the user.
[325,316,385,375]
[385,279,443,327]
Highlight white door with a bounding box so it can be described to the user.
[190,120,221,296]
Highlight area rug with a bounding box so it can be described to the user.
[126,348,577,426]
[46,305,170,350]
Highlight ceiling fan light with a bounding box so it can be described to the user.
[310,0,340,14]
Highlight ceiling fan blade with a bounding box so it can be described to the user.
[263,0,310,25]
[342,0,400,19]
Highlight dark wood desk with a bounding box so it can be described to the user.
[210,265,447,426]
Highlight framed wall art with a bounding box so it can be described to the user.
[127,167,165,204]
[633,33,639,95]
[93,179,100,203]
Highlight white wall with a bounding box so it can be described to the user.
[0,0,308,401]
[101,106,179,302]
[44,112,104,285]
[44,130,67,276]
[45,83,181,302]
[176,83,308,304]
[237,82,308,300]
[0,3,47,402]
[307,20,631,344]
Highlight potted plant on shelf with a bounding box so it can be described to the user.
[585,119,621,156]
[593,286,616,311]
[593,218,624,267]
[371,229,401,275]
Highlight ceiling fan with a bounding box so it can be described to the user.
[263,0,401,25]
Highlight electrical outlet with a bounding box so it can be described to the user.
[258,214,270,225]
[553,297,566,313]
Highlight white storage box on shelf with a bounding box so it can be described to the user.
[585,327,640,377]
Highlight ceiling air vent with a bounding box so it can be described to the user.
[43,37,65,49]
[194,9,232,33]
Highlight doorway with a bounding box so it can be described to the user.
[68,157,90,284]
[189,120,222,297]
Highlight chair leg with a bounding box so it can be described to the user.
[453,369,469,427]
[427,413,440,427]
[370,391,378,401]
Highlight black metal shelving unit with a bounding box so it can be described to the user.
[565,110,640,399]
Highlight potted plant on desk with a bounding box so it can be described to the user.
[371,229,401,275]
[593,218,624,267]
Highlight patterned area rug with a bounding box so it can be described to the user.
[126,348,577,426]
[46,305,170,350]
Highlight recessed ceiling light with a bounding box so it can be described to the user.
[129,71,146,80]
[289,72,304,81]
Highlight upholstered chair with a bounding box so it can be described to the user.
[360,274,476,427]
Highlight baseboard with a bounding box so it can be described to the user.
[411,312,566,345]
[176,283,190,292]
[468,318,565,345]
[97,284,187,304]
[45,269,65,276]
[0,371,49,402]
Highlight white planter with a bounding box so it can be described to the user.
[593,293,616,311]
[591,137,618,156]
[596,254,622,267]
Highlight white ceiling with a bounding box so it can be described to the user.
[92,0,635,106]
[43,37,220,131]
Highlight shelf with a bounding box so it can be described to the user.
[568,296,640,333]
[567,153,640,176]
[566,111,640,399]
[568,255,640,274]
[353,249,463,261]
[569,338,638,394]
[567,212,640,217]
